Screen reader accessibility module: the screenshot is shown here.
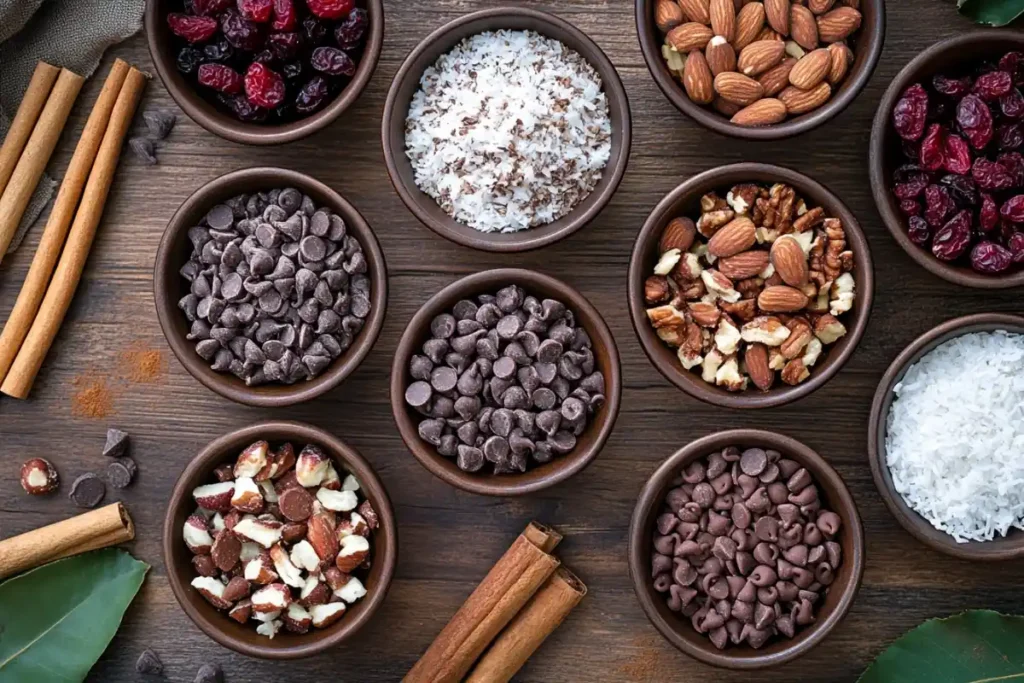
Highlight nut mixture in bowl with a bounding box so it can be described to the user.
[643,181,856,392]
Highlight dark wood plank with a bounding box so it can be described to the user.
[2,1,1024,680]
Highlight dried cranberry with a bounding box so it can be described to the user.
[979,193,999,232]
[943,133,972,174]
[931,210,973,261]
[920,124,946,172]
[894,172,929,200]
[272,0,296,30]
[310,46,356,76]
[902,139,920,161]
[282,60,304,80]
[907,216,931,246]
[932,74,972,99]
[974,71,1013,101]
[238,0,274,22]
[924,184,955,227]
[956,95,994,150]
[972,157,1015,191]
[306,0,355,19]
[295,75,331,113]
[1009,232,1024,261]
[203,39,234,62]
[1000,195,1024,223]
[334,8,368,49]
[198,63,244,94]
[939,174,979,207]
[1000,89,1024,119]
[244,62,285,108]
[893,83,929,141]
[998,151,1024,185]
[218,93,268,121]
[302,15,328,44]
[220,8,265,50]
[267,31,301,59]
[194,0,233,15]
[899,199,922,216]
[176,46,203,74]
[1000,52,1024,84]
[253,49,276,63]
[1000,220,1019,244]
[998,123,1024,150]
[970,241,1013,273]
[167,13,219,42]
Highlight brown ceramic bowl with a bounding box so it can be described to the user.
[867,313,1024,560]
[627,163,874,409]
[144,0,384,145]
[162,420,397,659]
[628,429,864,669]
[154,167,387,407]
[869,31,1024,289]
[635,0,884,140]
[390,268,621,496]
[381,8,632,253]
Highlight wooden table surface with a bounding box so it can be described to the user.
[2,1,1022,681]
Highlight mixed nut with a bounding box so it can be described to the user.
[186,440,377,638]
[655,0,861,126]
[643,181,856,392]
[650,445,844,650]
[890,50,1024,273]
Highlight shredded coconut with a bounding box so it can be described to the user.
[885,330,1024,543]
[404,30,612,233]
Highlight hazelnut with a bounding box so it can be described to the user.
[20,458,59,495]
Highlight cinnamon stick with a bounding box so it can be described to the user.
[1,67,147,399]
[466,567,587,683]
[404,522,562,683]
[0,503,135,580]
[0,67,84,260]
[0,60,130,385]
[0,62,60,199]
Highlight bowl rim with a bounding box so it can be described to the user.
[380,6,633,253]
[161,419,398,659]
[867,312,1024,560]
[627,428,865,669]
[153,166,387,407]
[389,267,622,496]
[627,162,874,409]
[144,0,385,146]
[633,0,885,141]
[868,30,1024,290]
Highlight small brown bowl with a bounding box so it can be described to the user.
[162,420,397,659]
[628,429,864,669]
[390,268,621,496]
[154,167,387,407]
[627,163,874,409]
[635,0,884,140]
[867,313,1024,560]
[381,8,631,253]
[144,0,384,146]
[869,31,1024,289]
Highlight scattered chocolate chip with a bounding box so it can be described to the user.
[107,458,137,489]
[129,137,157,165]
[69,473,105,508]
[143,110,176,139]
[102,428,130,458]
[194,663,223,683]
[135,648,163,675]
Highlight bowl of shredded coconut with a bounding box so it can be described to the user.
[382,8,631,252]
[868,313,1024,560]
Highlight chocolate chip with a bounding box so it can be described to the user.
[144,109,176,139]
[417,418,444,445]
[103,428,130,458]
[492,357,516,379]
[135,649,163,675]
[457,445,484,472]
[453,299,478,320]
[107,458,136,489]
[405,381,432,408]
[431,313,456,339]
[430,366,458,392]
[69,473,105,508]
[194,663,223,683]
[129,137,157,165]
[740,448,768,477]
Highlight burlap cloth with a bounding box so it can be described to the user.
[0,0,144,253]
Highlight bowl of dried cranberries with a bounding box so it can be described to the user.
[145,0,383,145]
[870,31,1024,288]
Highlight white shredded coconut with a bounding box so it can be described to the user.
[404,30,612,233]
[885,330,1024,543]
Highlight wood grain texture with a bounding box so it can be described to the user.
[1,1,1023,681]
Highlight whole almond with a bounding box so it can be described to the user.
[764,0,790,35]
[656,0,685,33]
[758,285,809,312]
[808,0,835,13]
[744,343,774,391]
[667,22,714,52]
[757,26,783,42]
[738,40,786,76]
[718,250,770,279]
[758,57,797,96]
[660,217,698,252]
[713,97,743,117]
[714,71,764,106]
[705,36,738,75]
[709,0,736,41]
[817,6,861,43]
[707,216,756,257]
[789,48,831,89]
[789,4,819,50]
[731,97,787,125]
[769,235,809,286]
[827,42,853,84]
[778,81,831,114]
[734,2,765,50]
[678,0,711,24]
[684,50,715,104]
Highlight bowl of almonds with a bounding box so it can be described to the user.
[627,163,873,408]
[635,0,884,139]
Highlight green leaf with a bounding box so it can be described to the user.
[957,0,1024,26]
[859,610,1024,683]
[0,548,148,683]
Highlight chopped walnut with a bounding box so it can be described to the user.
[714,317,742,355]
[726,184,759,216]
[766,184,796,234]
[700,270,741,303]
[701,349,724,384]
[654,248,682,276]
[781,358,810,385]
[734,278,763,300]
[696,209,735,238]
[715,356,748,391]
[740,317,791,347]
[720,298,756,322]
[792,206,825,233]
[829,273,855,316]
[768,347,786,370]
[700,192,728,213]
[802,338,823,368]
[673,252,704,281]
[646,305,686,329]
[657,326,685,347]
[688,301,721,327]
[780,319,813,360]
[822,218,846,283]
[677,345,703,370]
[813,314,847,344]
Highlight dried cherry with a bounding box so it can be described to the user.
[931,210,972,261]
[938,174,979,207]
[267,31,301,59]
[218,94,268,121]
[306,0,355,19]
[1000,88,1024,119]
[176,46,203,74]
[972,157,1015,191]
[295,75,331,113]
[310,46,356,76]
[974,71,1013,101]
[943,133,972,174]
[1009,232,1024,262]
[238,0,274,22]
[302,15,328,44]
[907,216,931,246]
[894,172,929,200]
[334,8,368,49]
[203,39,234,62]
[894,83,929,141]
[998,151,1024,186]
[244,62,286,108]
[920,124,946,171]
[198,63,243,94]
[979,193,999,232]
[970,241,1013,273]
[899,199,922,216]
[282,60,304,80]
[1000,194,1024,223]
[193,0,233,15]
[998,123,1024,150]
[932,74,972,99]
[1000,52,1024,84]
[924,184,955,227]
[220,8,265,50]
[956,95,994,150]
[167,13,219,42]
[272,0,297,30]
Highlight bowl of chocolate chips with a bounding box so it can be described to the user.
[628,429,864,669]
[390,268,621,496]
[154,167,387,407]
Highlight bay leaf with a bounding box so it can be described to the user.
[957,0,1024,26]
[0,548,148,683]
[858,610,1024,683]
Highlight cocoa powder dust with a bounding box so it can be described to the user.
[70,376,116,419]
[69,342,166,419]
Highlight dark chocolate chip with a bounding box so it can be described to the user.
[430,366,458,392]
[103,428,130,458]
[135,649,163,675]
[107,458,137,489]
[405,381,432,408]
[144,110,176,139]
[129,137,157,165]
[69,473,105,508]
[430,313,456,339]
[194,663,224,683]
[456,445,484,472]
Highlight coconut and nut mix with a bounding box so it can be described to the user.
[644,181,855,391]
[655,0,860,126]
[890,51,1024,273]
[406,285,605,474]
[186,440,377,638]
[651,446,844,650]
[178,188,371,386]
